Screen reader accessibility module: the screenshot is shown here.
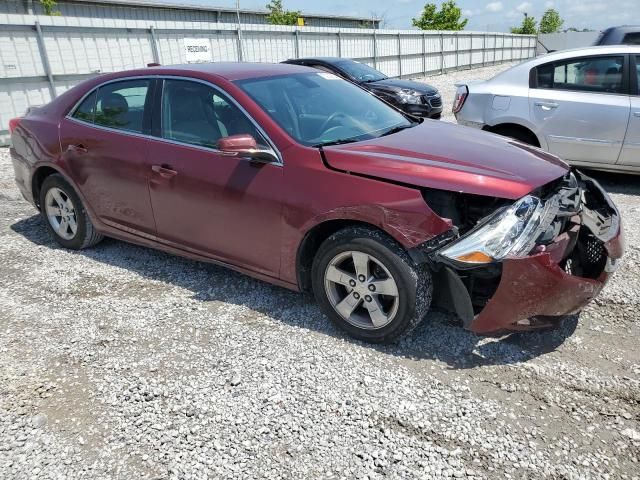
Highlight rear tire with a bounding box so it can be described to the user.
[39,174,103,250]
[311,226,432,344]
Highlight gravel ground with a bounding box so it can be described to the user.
[1,61,639,480]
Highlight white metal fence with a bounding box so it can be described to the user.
[0,13,536,145]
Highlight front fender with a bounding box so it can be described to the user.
[300,202,452,249]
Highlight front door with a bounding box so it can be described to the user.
[618,55,640,167]
[59,78,157,237]
[145,78,283,276]
[529,54,630,165]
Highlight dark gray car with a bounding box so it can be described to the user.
[594,26,640,46]
[282,57,443,119]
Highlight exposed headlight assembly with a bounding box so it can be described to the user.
[396,89,423,104]
[439,195,559,266]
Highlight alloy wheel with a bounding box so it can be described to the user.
[44,187,78,240]
[324,250,400,330]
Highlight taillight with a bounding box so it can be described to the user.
[452,85,468,114]
[8,117,22,134]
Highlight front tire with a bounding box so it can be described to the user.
[39,174,103,250]
[311,226,432,344]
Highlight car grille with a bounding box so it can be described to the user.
[539,171,616,280]
[584,236,606,265]
[423,95,442,108]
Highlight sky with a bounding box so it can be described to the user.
[179,0,640,32]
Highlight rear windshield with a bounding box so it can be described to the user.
[623,32,640,45]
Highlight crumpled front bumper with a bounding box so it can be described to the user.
[431,171,624,335]
[469,228,623,334]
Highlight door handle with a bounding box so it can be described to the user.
[67,144,88,154]
[535,101,559,110]
[151,165,178,179]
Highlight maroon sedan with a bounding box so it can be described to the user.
[8,63,624,343]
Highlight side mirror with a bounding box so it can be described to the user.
[216,134,278,164]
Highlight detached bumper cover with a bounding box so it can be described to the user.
[468,233,621,333]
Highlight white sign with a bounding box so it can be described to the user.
[184,38,213,63]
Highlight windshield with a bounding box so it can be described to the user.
[236,72,413,147]
[336,60,387,82]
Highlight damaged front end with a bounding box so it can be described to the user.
[414,170,624,334]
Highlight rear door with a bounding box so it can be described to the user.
[618,55,640,167]
[529,54,630,164]
[59,78,157,237]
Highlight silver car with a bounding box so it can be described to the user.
[454,46,640,174]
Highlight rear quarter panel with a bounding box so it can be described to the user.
[9,104,63,205]
[459,80,542,146]
[9,74,115,206]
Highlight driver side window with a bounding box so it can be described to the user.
[161,79,268,149]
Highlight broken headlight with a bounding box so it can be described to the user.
[439,195,559,265]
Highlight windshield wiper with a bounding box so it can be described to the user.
[379,124,415,137]
[312,137,360,148]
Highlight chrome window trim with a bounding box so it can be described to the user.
[530,87,630,97]
[67,116,157,141]
[65,74,283,166]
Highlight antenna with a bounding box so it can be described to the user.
[236,0,244,61]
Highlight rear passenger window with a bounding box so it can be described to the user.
[535,56,624,94]
[93,80,152,133]
[72,91,97,123]
[623,33,640,45]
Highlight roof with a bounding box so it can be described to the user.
[488,45,640,84]
[604,25,640,30]
[61,0,381,23]
[142,62,315,81]
[537,44,640,61]
[287,57,353,64]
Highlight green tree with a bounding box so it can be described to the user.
[511,15,537,34]
[539,8,564,34]
[265,0,300,26]
[39,0,60,16]
[412,1,468,31]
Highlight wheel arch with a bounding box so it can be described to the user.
[483,122,542,148]
[296,219,401,292]
[31,165,62,209]
[30,164,100,229]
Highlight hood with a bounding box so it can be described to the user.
[322,121,568,200]
[368,78,438,95]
